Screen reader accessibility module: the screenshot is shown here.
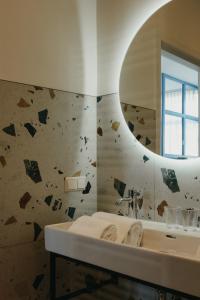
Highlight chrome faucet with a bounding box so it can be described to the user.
[116,189,140,218]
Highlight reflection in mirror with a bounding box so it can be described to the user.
[121,103,156,153]
[162,51,199,158]
[120,0,200,159]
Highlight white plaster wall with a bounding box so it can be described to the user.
[0,0,97,95]
[0,0,171,96]
[120,15,160,110]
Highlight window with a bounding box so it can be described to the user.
[161,52,199,159]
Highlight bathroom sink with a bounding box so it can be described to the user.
[45,220,200,298]
[142,221,200,259]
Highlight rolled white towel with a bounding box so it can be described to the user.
[68,215,117,242]
[92,212,143,247]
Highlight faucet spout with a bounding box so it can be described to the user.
[116,189,142,218]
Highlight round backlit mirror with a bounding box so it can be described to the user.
[120,0,200,159]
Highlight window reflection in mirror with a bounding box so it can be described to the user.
[119,0,200,159]
[161,51,199,159]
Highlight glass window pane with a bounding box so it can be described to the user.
[164,115,182,156]
[165,78,182,113]
[185,119,199,157]
[185,86,198,117]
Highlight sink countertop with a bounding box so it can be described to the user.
[45,219,200,297]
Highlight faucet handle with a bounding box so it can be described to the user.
[115,198,122,205]
[128,189,135,198]
[115,197,132,206]
[132,188,142,197]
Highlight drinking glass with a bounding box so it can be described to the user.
[181,209,198,231]
[165,207,181,229]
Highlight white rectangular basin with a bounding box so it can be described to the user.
[142,221,200,259]
[45,220,200,298]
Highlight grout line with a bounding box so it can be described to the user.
[0,77,118,98]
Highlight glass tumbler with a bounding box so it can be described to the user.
[197,209,200,229]
[181,209,198,230]
[165,207,181,229]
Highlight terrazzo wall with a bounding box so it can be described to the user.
[0,79,97,299]
[97,93,200,223]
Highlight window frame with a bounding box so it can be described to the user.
[161,73,199,159]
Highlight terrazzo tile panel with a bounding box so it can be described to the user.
[0,79,97,299]
[97,94,155,220]
[97,93,200,223]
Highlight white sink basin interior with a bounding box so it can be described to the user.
[142,221,200,259]
[45,219,200,298]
